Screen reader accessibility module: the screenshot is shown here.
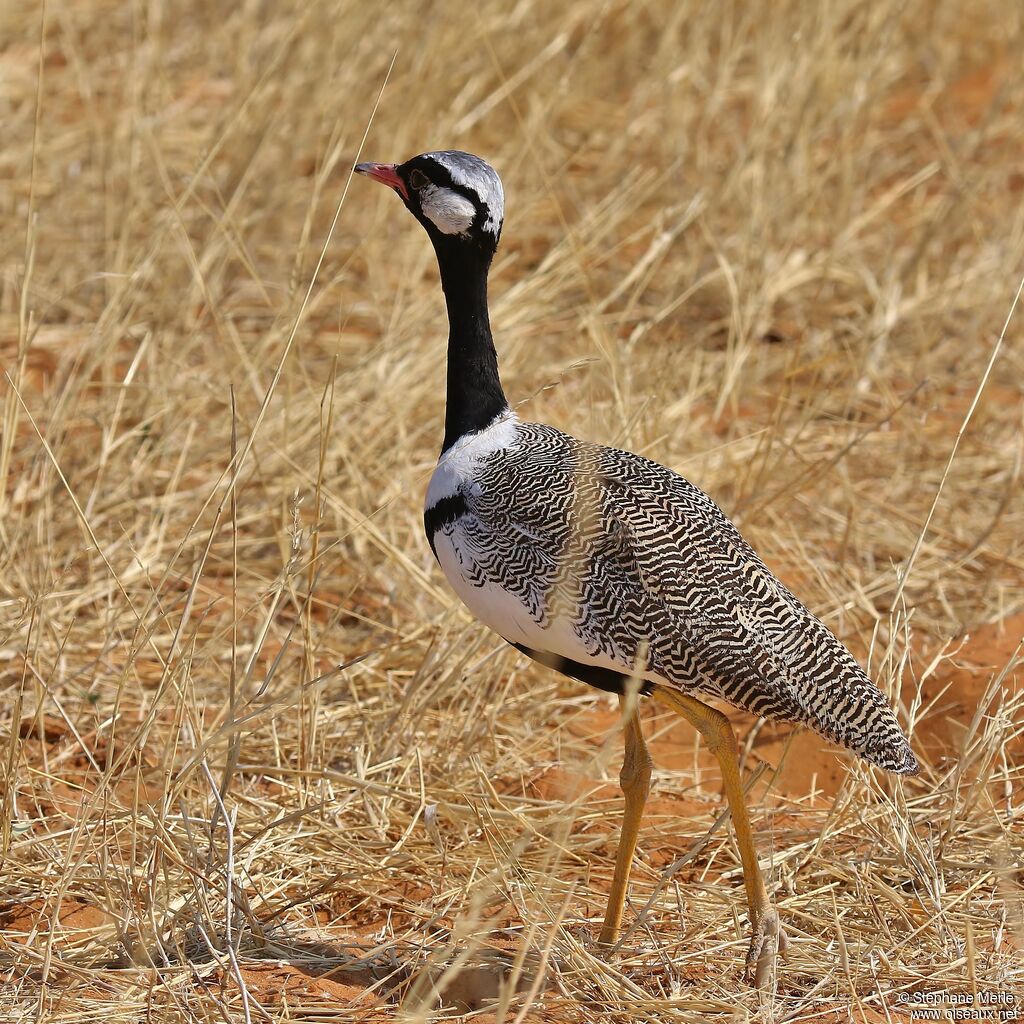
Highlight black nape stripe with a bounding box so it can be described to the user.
[423,493,469,560]
[510,642,654,696]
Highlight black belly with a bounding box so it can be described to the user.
[508,642,654,696]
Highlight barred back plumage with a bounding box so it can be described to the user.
[427,413,918,776]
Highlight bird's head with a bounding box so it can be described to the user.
[356,150,504,261]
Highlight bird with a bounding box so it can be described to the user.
[355,150,918,987]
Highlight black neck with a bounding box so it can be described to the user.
[434,240,508,453]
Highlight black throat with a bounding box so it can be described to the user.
[434,238,508,453]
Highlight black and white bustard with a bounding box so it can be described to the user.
[356,151,918,986]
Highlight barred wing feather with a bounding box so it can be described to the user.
[431,419,917,775]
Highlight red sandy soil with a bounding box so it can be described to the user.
[224,962,384,1006]
[0,897,111,935]
[916,613,1024,763]
[885,56,1010,127]
[217,951,555,1018]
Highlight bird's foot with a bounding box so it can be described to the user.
[745,908,787,989]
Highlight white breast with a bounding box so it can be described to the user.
[426,411,534,644]
[431,522,645,681]
[432,524,541,646]
[436,522,646,679]
[425,412,656,681]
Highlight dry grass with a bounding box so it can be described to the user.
[1,0,1023,1020]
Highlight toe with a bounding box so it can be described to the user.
[745,908,783,989]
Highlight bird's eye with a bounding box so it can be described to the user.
[409,169,430,191]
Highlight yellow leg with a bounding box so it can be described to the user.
[598,697,652,947]
[652,686,784,988]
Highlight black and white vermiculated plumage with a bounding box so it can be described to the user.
[425,414,918,774]
[356,149,917,777]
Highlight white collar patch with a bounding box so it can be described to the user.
[425,411,519,508]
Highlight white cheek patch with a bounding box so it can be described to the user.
[421,184,477,235]
[424,151,505,236]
